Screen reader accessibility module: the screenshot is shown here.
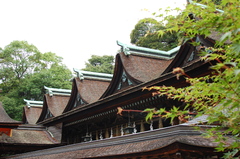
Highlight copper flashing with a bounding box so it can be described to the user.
[73,68,113,81]
[117,40,180,59]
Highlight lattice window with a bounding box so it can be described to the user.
[73,93,86,108]
[117,70,133,90]
[44,108,53,120]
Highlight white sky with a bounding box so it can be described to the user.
[0,0,187,71]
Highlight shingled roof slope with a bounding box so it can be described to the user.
[9,136,218,159]
[63,71,112,112]
[101,53,174,98]
[116,41,180,83]
[0,102,22,125]
[45,94,70,117]
[119,52,173,82]
[0,129,59,144]
[6,125,224,159]
[75,77,111,104]
[23,106,42,124]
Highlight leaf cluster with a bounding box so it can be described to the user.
[82,55,114,74]
[130,18,179,50]
[144,0,240,157]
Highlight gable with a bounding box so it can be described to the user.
[63,70,112,112]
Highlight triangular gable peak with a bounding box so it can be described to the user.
[101,41,180,98]
[100,56,139,98]
[63,69,113,112]
[23,99,43,124]
[37,87,71,123]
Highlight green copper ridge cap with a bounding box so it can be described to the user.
[187,0,224,13]
[44,86,71,97]
[73,68,113,81]
[117,41,180,60]
[24,99,43,108]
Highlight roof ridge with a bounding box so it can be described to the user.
[73,68,113,81]
[117,41,180,59]
[24,99,43,108]
[44,86,71,97]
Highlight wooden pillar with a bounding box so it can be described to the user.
[96,131,99,140]
[140,120,145,132]
[105,128,109,138]
[158,117,163,128]
[116,125,119,136]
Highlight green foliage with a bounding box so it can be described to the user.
[0,40,72,120]
[1,96,22,121]
[82,55,114,74]
[39,52,63,69]
[18,65,72,101]
[144,0,240,157]
[136,31,179,51]
[0,41,41,80]
[130,18,179,50]
[130,18,159,44]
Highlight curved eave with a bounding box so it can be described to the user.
[36,95,49,123]
[163,36,216,74]
[100,54,120,98]
[38,57,213,126]
[22,109,27,124]
[46,94,70,117]
[0,102,22,126]
[6,125,223,159]
[100,54,136,98]
[63,78,89,113]
[119,51,173,82]
[163,41,194,74]
[23,106,42,124]
[63,78,79,113]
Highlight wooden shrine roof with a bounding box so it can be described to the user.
[37,87,71,123]
[6,125,225,159]
[22,99,43,124]
[39,35,215,126]
[44,94,70,117]
[119,51,173,82]
[0,128,58,145]
[63,70,112,112]
[39,59,213,126]
[0,102,22,126]
[75,77,111,104]
[101,42,180,98]
[23,106,42,124]
[0,125,60,156]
